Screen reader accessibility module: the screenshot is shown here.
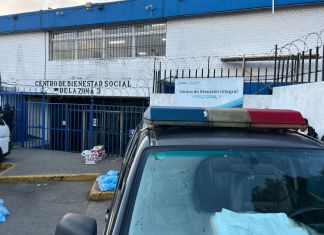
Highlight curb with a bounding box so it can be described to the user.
[0,163,16,176]
[0,173,100,183]
[89,181,114,201]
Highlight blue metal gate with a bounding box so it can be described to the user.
[0,92,147,157]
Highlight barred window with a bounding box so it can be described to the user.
[49,22,166,60]
[50,31,76,60]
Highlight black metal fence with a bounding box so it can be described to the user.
[153,45,324,95]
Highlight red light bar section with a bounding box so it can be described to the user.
[247,109,306,129]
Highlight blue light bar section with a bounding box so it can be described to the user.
[0,0,323,34]
[144,106,208,122]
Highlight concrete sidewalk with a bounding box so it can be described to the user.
[2,148,123,176]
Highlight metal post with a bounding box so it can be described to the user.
[65,103,68,151]
[290,55,294,85]
[41,94,45,149]
[286,56,290,85]
[159,62,162,93]
[89,102,94,150]
[153,58,156,93]
[207,56,210,78]
[322,45,324,81]
[296,53,300,83]
[276,55,281,87]
[315,46,319,82]
[265,68,268,94]
[249,68,253,94]
[301,51,305,83]
[21,100,25,148]
[273,45,278,87]
[257,68,260,94]
[281,59,285,84]
[308,49,312,83]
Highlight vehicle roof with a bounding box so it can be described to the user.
[149,127,324,150]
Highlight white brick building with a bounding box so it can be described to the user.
[0,0,324,153]
[0,1,323,99]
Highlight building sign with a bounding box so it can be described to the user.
[34,79,132,95]
[175,77,244,108]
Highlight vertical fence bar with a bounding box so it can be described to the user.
[153,60,156,93]
[322,45,324,81]
[276,55,281,87]
[89,103,93,151]
[257,68,260,94]
[286,56,290,85]
[65,103,69,151]
[207,56,210,78]
[296,53,300,83]
[249,68,253,94]
[315,46,319,82]
[273,45,278,87]
[169,70,172,94]
[290,55,294,85]
[21,99,25,147]
[281,58,285,84]
[41,94,45,149]
[265,68,268,94]
[221,68,223,78]
[308,49,312,83]
[301,51,305,83]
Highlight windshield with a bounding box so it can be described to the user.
[125,148,324,235]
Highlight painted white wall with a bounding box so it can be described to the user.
[0,32,46,86]
[166,5,324,58]
[150,94,174,106]
[271,82,324,138]
[243,95,273,109]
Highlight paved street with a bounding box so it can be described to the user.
[0,182,110,235]
[0,148,123,235]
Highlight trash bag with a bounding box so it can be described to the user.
[96,170,119,192]
[0,214,5,223]
[0,199,9,223]
[0,206,10,216]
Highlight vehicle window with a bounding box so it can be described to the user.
[124,148,324,235]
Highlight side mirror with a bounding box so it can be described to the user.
[55,213,97,235]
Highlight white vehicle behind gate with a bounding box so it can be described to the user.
[0,115,10,160]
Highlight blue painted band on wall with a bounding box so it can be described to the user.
[0,0,323,34]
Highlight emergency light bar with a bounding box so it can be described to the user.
[144,107,306,129]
